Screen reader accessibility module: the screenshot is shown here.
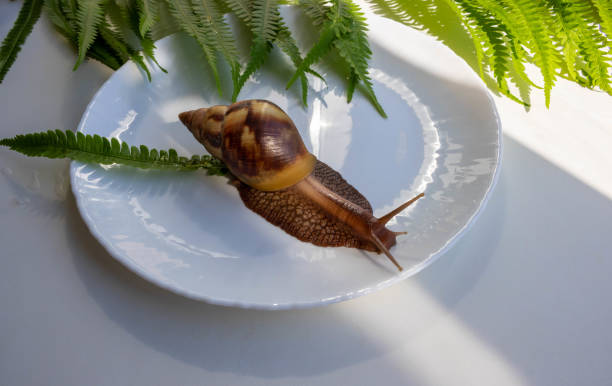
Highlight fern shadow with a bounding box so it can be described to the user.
[0,154,69,220]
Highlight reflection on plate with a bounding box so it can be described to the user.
[71,11,501,309]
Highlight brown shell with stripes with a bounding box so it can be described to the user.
[179,100,423,271]
[180,100,316,192]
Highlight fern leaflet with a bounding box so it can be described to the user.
[233,38,273,101]
[73,0,105,70]
[0,130,228,176]
[166,0,223,95]
[232,0,282,100]
[191,0,241,92]
[286,22,335,88]
[0,0,43,84]
[275,21,312,105]
[592,0,612,44]
[149,0,181,41]
[138,0,159,37]
[294,0,386,116]
[222,0,252,23]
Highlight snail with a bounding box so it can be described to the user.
[179,100,423,271]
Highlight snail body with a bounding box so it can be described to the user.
[179,100,423,271]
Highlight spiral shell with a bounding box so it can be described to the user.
[179,100,316,191]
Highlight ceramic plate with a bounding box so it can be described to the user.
[71,12,501,309]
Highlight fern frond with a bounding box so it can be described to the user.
[98,22,130,62]
[73,0,105,70]
[438,0,487,78]
[480,0,559,106]
[166,0,224,95]
[545,0,579,80]
[221,0,253,23]
[576,29,612,93]
[137,0,159,37]
[0,0,43,84]
[130,51,153,81]
[294,0,386,116]
[251,0,281,41]
[149,0,181,41]
[87,39,123,70]
[333,0,386,116]
[191,0,241,90]
[455,1,508,85]
[286,22,335,88]
[233,38,273,101]
[592,0,612,42]
[369,0,612,106]
[232,0,285,100]
[274,20,313,105]
[141,37,168,73]
[0,130,228,176]
[44,0,77,42]
[299,0,331,24]
[572,0,612,93]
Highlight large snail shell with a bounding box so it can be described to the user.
[179,100,316,191]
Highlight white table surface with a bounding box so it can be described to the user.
[1,3,611,385]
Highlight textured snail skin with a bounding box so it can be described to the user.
[179,100,423,271]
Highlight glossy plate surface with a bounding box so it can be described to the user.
[71,13,501,309]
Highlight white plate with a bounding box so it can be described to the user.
[71,12,501,309]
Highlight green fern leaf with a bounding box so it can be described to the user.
[0,130,228,176]
[0,0,43,83]
[130,51,153,81]
[487,0,558,106]
[233,38,273,101]
[73,0,105,70]
[98,22,131,62]
[286,23,335,88]
[141,38,168,73]
[232,0,286,100]
[105,0,140,49]
[577,31,612,93]
[346,69,357,102]
[295,0,385,116]
[251,0,281,41]
[273,21,312,104]
[333,0,386,117]
[299,0,330,24]
[166,0,224,95]
[226,0,316,104]
[222,0,253,23]
[572,0,612,94]
[87,42,123,70]
[137,0,159,37]
[455,1,509,86]
[546,0,580,80]
[44,0,77,43]
[438,0,487,79]
[191,0,241,90]
[149,0,181,41]
[592,0,612,42]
